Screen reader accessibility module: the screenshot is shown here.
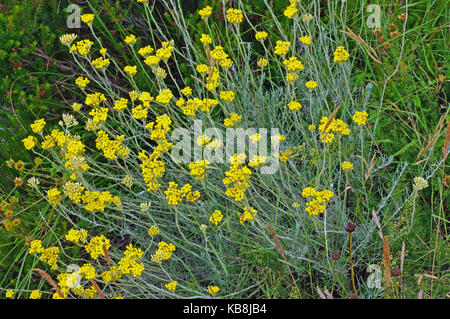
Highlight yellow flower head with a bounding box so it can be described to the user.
[226,8,243,24]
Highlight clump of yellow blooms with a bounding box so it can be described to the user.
[209,210,223,226]
[85,92,106,107]
[220,90,235,102]
[75,76,90,88]
[189,160,210,180]
[118,244,145,277]
[28,240,60,270]
[255,31,268,41]
[318,116,351,143]
[299,35,312,46]
[114,98,128,111]
[224,113,242,127]
[199,6,212,19]
[156,89,173,104]
[30,119,46,134]
[301,187,334,216]
[70,39,94,56]
[59,33,77,46]
[287,101,302,111]
[47,187,62,206]
[148,225,160,237]
[181,86,192,96]
[22,135,37,150]
[164,182,200,205]
[257,58,268,67]
[124,34,136,45]
[353,111,369,126]
[248,155,268,168]
[284,3,299,19]
[226,8,243,24]
[124,65,137,76]
[165,281,177,291]
[283,56,304,72]
[274,41,291,56]
[341,161,353,171]
[333,46,350,63]
[29,290,42,299]
[200,33,213,45]
[81,14,94,26]
[65,228,88,244]
[92,56,110,69]
[151,241,176,264]
[208,285,220,297]
[223,154,252,202]
[81,190,121,212]
[84,235,111,260]
[305,80,318,90]
[5,290,14,299]
[138,45,154,58]
[96,130,130,159]
[238,206,258,225]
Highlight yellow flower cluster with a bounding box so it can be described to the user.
[23,135,37,150]
[287,101,302,111]
[81,190,121,212]
[75,76,90,88]
[226,8,243,24]
[131,105,148,120]
[208,285,220,297]
[89,107,108,123]
[47,187,62,206]
[155,89,173,104]
[209,210,223,226]
[96,130,130,159]
[31,119,46,134]
[139,150,166,192]
[249,133,261,144]
[65,228,88,243]
[92,57,110,69]
[85,92,106,107]
[70,39,94,56]
[156,41,175,61]
[114,98,128,111]
[255,31,268,41]
[81,14,94,26]
[124,34,136,45]
[164,182,200,205]
[341,161,353,171]
[188,160,210,180]
[257,58,268,67]
[124,65,137,76]
[200,34,212,45]
[84,235,111,260]
[59,33,77,46]
[301,187,334,216]
[283,56,304,72]
[248,155,268,167]
[148,225,160,237]
[352,111,368,126]
[333,46,350,63]
[101,266,122,284]
[30,290,42,299]
[299,35,312,46]
[151,241,176,264]
[181,86,192,96]
[29,240,60,270]
[284,3,299,19]
[223,154,251,202]
[165,281,177,291]
[238,206,258,225]
[274,41,291,56]
[199,6,212,19]
[224,113,242,127]
[118,244,145,277]
[305,80,318,90]
[318,116,351,143]
[138,45,154,58]
[219,90,235,102]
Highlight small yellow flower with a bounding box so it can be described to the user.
[165,281,177,291]
[124,65,137,76]
[199,6,212,19]
[305,80,318,90]
[148,225,160,237]
[333,46,350,63]
[257,58,268,67]
[5,290,14,299]
[299,35,312,46]
[287,101,302,111]
[29,290,42,299]
[341,161,353,171]
[124,34,136,45]
[209,210,223,226]
[81,14,94,26]
[352,111,368,126]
